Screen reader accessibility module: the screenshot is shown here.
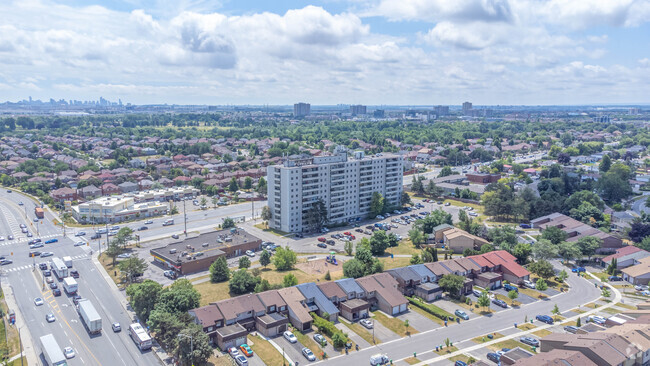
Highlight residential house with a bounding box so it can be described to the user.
[277,287,313,331]
[139,179,154,191]
[622,257,650,285]
[295,282,339,322]
[442,228,489,254]
[540,332,640,366]
[482,251,531,285]
[531,213,623,254]
[611,211,638,232]
[602,246,650,270]
[335,278,370,321]
[189,305,224,346]
[512,350,598,366]
[387,267,422,296]
[356,273,409,316]
[603,323,650,366]
[500,347,534,365]
[78,185,101,199]
[414,282,443,302]
[428,224,455,244]
[255,290,289,338]
[424,262,452,278]
[101,183,120,196]
[214,294,265,332]
[118,181,139,194]
[407,264,437,283]
[50,187,78,203]
[317,281,347,306]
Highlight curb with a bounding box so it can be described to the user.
[1,283,39,366]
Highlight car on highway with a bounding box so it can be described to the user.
[536,315,554,325]
[90,233,101,239]
[504,284,518,292]
[33,218,39,222]
[110,226,120,231]
[49,282,58,289]
[239,344,253,357]
[520,337,539,347]
[72,295,82,305]
[70,270,79,278]
[34,297,44,306]
[74,241,85,246]
[283,331,297,343]
[313,334,327,346]
[7,235,13,240]
[145,220,153,224]
[26,232,33,237]
[0,259,12,265]
[138,226,148,231]
[0,236,4,241]
[234,355,248,366]
[30,243,44,249]
[28,251,42,257]
[245,250,255,257]
[28,239,42,244]
[39,263,48,270]
[171,234,180,239]
[43,270,51,276]
[316,242,327,248]
[46,277,54,284]
[302,347,316,361]
[40,252,54,257]
[360,319,373,329]
[19,224,26,229]
[52,288,61,296]
[63,347,75,359]
[112,323,121,332]
[46,313,56,323]
[455,309,469,320]
[492,299,508,308]
[564,325,579,333]
[75,231,86,236]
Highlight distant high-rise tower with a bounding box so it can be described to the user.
[350,105,367,116]
[462,102,472,116]
[373,110,385,118]
[294,103,311,117]
[434,105,449,116]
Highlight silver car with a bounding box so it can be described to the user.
[302,347,316,361]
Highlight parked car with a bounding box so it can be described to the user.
[239,344,253,357]
[504,284,518,292]
[487,352,501,363]
[245,250,255,257]
[370,354,389,366]
[635,285,649,291]
[492,299,507,308]
[317,242,327,248]
[235,355,248,366]
[313,334,327,346]
[228,347,240,358]
[283,331,297,343]
[455,309,469,320]
[523,280,536,289]
[609,276,622,281]
[454,361,468,366]
[472,289,483,297]
[536,315,554,325]
[317,237,326,242]
[588,315,606,325]
[520,337,539,347]
[360,318,373,328]
[171,234,180,239]
[571,267,586,273]
[302,347,316,361]
[564,325,579,333]
[326,240,335,245]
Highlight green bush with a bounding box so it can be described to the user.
[311,313,348,348]
[407,297,453,320]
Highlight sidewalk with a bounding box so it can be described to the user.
[1,282,39,366]
[91,255,172,365]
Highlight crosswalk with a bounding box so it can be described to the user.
[2,254,87,273]
[0,233,61,246]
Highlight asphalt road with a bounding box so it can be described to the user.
[311,264,600,366]
[0,190,160,366]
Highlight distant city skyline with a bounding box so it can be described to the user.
[1,0,649,105]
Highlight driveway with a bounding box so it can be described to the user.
[396,310,439,332]
[273,335,306,364]
[336,322,371,348]
[369,317,401,342]
[494,288,537,305]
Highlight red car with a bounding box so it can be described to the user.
[349,235,356,240]
[317,237,326,242]
[343,232,352,236]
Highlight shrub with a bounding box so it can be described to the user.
[407,297,453,321]
[311,313,348,348]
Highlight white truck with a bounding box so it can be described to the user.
[40,334,67,366]
[163,218,174,226]
[62,256,73,268]
[51,257,68,279]
[63,277,78,295]
[77,299,102,334]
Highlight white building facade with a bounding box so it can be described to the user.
[267,147,403,233]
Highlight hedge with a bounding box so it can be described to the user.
[407,296,454,321]
[311,313,348,348]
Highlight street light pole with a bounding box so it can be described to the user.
[177,333,193,366]
[183,200,187,237]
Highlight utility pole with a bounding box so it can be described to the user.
[177,333,193,366]
[183,199,187,237]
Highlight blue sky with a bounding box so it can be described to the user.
[0,0,649,105]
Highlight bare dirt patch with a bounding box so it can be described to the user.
[296,258,344,278]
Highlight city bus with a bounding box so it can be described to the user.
[129,323,152,350]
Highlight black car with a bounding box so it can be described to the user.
[52,288,61,296]
[492,299,508,308]
[317,243,327,248]
[487,352,500,363]
[70,270,79,278]
[90,233,102,240]
[138,226,148,231]
[29,251,41,257]
[39,263,48,270]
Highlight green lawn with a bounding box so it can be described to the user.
[404,357,421,365]
[433,345,458,355]
[294,330,325,360]
[372,311,418,337]
[253,224,289,237]
[249,335,285,366]
[410,305,446,326]
[472,333,504,343]
[489,339,537,353]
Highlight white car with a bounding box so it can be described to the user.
[283,331,297,343]
[40,252,54,257]
[145,220,153,224]
[245,250,255,257]
[63,346,75,359]
[75,231,86,237]
[74,241,85,247]
[302,347,316,361]
[228,347,240,358]
[523,280,536,289]
[34,297,44,306]
[360,319,373,329]
[0,236,4,241]
[589,315,607,325]
[370,354,389,366]
[234,355,248,366]
[46,313,56,323]
[635,285,649,291]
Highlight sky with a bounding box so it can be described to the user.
[1,0,649,105]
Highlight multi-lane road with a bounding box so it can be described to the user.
[0,190,160,366]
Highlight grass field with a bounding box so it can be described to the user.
[517,323,536,331]
[294,330,324,360]
[615,302,638,310]
[98,253,124,288]
[433,345,458,355]
[253,223,289,237]
[532,329,552,338]
[489,339,536,353]
[472,333,504,343]
[248,335,284,366]
[388,239,422,256]
[410,305,446,326]
[404,356,421,364]
[379,256,412,270]
[372,311,419,337]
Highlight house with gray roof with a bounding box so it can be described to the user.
[296,282,339,322]
[118,181,139,193]
[336,278,366,300]
[408,264,437,283]
[387,267,421,296]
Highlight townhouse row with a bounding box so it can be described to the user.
[188,250,530,350]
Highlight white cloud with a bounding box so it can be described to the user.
[371,0,514,23]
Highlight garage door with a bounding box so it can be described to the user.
[399,303,407,313]
[278,324,287,333]
[392,306,399,315]
[223,336,247,350]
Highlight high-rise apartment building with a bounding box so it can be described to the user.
[434,105,449,116]
[462,102,472,116]
[293,103,311,117]
[350,105,367,115]
[267,147,403,233]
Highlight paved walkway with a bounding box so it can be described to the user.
[1,282,39,366]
